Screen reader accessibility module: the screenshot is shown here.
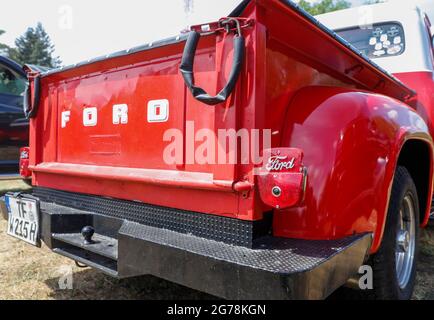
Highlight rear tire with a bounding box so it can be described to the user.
[369,166,420,300]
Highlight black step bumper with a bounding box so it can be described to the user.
[1,190,372,300]
[118,223,371,300]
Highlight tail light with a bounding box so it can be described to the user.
[19,147,31,178]
[257,148,307,210]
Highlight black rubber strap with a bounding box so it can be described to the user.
[23,74,40,119]
[180,31,245,105]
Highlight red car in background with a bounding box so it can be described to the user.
[0,55,28,179]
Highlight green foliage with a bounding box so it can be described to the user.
[298,0,351,16]
[8,23,61,68]
[0,30,10,55]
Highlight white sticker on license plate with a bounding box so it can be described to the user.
[6,196,40,246]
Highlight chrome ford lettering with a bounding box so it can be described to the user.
[265,155,296,171]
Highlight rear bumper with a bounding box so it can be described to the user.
[117,224,371,300]
[1,189,372,300]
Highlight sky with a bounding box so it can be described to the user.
[0,0,432,66]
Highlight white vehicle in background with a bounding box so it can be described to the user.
[317,2,433,74]
[318,2,434,224]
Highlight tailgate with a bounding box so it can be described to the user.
[27,29,256,220]
[57,67,185,171]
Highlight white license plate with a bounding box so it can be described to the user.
[5,195,40,246]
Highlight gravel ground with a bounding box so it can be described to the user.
[0,180,433,300]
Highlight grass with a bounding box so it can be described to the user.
[0,179,31,195]
[0,179,433,300]
[414,227,434,300]
[0,218,215,300]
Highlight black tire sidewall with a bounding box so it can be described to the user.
[371,166,420,300]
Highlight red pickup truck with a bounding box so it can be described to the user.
[1,0,433,299]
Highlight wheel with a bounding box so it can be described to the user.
[369,166,420,299]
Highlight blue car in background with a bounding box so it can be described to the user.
[0,56,28,178]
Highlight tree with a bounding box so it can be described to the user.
[8,23,61,67]
[0,30,10,55]
[298,0,351,16]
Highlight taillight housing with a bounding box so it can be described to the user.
[19,147,31,178]
[257,148,307,210]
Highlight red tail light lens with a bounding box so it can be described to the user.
[257,148,307,210]
[20,148,29,160]
[19,147,31,178]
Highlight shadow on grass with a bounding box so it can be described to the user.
[44,268,219,300]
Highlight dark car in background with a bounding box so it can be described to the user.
[0,56,28,179]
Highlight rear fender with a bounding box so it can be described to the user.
[276,86,433,253]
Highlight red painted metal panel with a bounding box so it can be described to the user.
[394,71,434,136]
[275,86,433,252]
[57,71,185,169]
